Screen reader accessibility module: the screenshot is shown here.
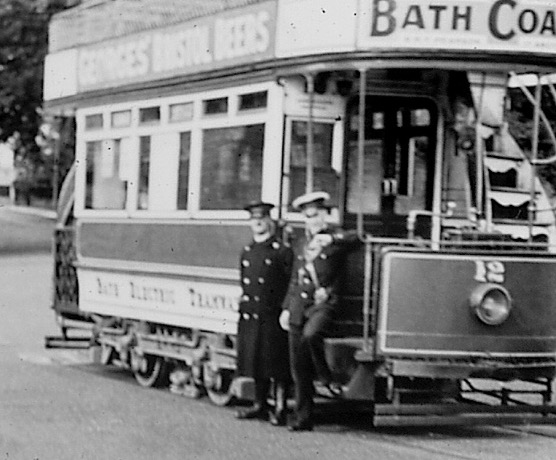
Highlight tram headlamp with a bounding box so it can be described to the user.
[469,284,512,326]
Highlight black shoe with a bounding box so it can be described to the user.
[269,411,287,426]
[288,419,314,432]
[235,406,269,421]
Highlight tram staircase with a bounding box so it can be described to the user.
[481,122,556,243]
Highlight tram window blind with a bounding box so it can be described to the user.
[287,121,338,210]
[203,97,228,116]
[85,140,126,210]
[200,124,264,210]
[85,114,103,131]
[170,103,194,122]
[111,110,131,128]
[239,91,267,111]
[139,107,161,124]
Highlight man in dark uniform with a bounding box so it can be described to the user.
[279,191,352,432]
[236,201,293,426]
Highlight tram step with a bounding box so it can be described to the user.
[373,403,556,427]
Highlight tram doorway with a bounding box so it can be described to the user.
[344,96,437,237]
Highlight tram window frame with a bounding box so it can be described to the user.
[199,123,266,211]
[84,138,129,211]
[85,114,103,131]
[281,116,343,223]
[111,110,131,128]
[238,91,268,112]
[203,97,228,116]
[75,81,278,220]
[139,106,161,125]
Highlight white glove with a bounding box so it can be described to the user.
[312,234,333,247]
[279,310,290,331]
[314,287,329,305]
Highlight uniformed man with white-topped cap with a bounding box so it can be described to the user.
[235,201,293,426]
[279,191,354,432]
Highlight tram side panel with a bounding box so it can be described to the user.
[376,248,556,377]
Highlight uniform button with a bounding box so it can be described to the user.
[242,259,250,267]
[265,258,272,265]
[253,313,259,320]
[320,253,328,260]
[242,294,250,301]
[303,278,311,285]
[243,313,250,320]
[258,277,265,284]
[254,296,260,302]
[243,278,251,285]
[272,242,280,249]
[300,292,308,299]
[244,246,251,252]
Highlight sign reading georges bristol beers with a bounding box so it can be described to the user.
[359,0,556,53]
[77,1,276,92]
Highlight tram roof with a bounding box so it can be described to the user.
[49,0,265,53]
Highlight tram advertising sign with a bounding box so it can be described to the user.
[358,0,556,55]
[75,1,276,93]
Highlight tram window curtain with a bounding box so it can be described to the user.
[85,139,127,210]
[138,133,180,211]
[200,124,264,210]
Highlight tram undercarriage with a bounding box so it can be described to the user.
[87,313,556,427]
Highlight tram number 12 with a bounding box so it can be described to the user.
[474,260,505,284]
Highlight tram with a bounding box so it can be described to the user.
[46,0,556,425]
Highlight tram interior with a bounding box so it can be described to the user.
[285,68,555,245]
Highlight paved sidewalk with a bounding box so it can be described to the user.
[0,204,56,254]
[5,204,56,220]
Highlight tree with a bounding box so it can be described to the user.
[0,0,76,204]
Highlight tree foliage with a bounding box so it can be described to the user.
[0,0,73,201]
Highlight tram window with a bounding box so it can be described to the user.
[200,124,264,210]
[111,110,131,128]
[345,98,434,218]
[85,139,127,210]
[287,121,338,208]
[177,132,191,210]
[137,136,150,210]
[239,91,267,111]
[169,102,194,123]
[139,106,160,124]
[411,109,430,127]
[203,97,228,116]
[85,114,103,131]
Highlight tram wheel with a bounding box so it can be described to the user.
[203,364,235,406]
[132,354,169,388]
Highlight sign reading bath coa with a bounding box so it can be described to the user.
[78,269,241,335]
[77,1,276,92]
[359,0,556,54]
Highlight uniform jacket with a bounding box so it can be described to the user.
[236,235,293,380]
[284,227,355,327]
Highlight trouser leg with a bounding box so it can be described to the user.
[289,325,314,423]
[302,309,333,384]
[273,380,288,414]
[254,378,271,409]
